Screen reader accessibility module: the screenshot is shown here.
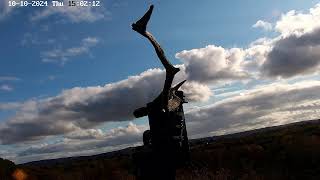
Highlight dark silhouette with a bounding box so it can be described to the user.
[8,119,320,179]
[132,5,190,180]
[0,158,16,180]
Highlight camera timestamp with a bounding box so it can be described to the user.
[8,1,49,7]
[68,1,101,7]
[8,1,101,7]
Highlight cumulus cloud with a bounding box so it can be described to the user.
[256,4,320,78]
[176,3,320,79]
[275,4,320,36]
[176,45,250,83]
[41,37,99,64]
[262,28,320,78]
[0,67,211,144]
[186,80,320,137]
[30,0,107,23]
[253,20,273,31]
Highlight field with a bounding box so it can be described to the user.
[1,119,319,180]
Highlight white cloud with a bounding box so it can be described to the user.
[253,20,273,31]
[258,4,320,78]
[176,45,250,83]
[4,3,320,145]
[66,128,105,140]
[186,80,320,137]
[175,3,320,79]
[30,0,108,23]
[15,122,147,163]
[8,80,320,163]
[275,4,320,36]
[180,81,212,102]
[0,84,13,92]
[0,67,211,144]
[3,2,320,164]
[41,37,99,64]
[262,28,320,78]
[243,38,273,73]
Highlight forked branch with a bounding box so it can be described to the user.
[132,5,180,109]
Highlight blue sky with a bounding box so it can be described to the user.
[1,0,318,102]
[1,0,320,163]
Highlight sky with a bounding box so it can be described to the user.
[1,0,320,164]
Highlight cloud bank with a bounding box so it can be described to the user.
[177,3,320,79]
[0,67,212,144]
[186,80,320,137]
[8,80,320,163]
[262,28,320,78]
[2,2,320,164]
[3,3,320,145]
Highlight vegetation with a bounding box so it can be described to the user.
[0,158,16,180]
[1,120,319,180]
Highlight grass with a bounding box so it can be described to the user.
[1,119,319,180]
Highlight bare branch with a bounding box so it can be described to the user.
[132,5,180,110]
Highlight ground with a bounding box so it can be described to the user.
[1,119,319,180]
